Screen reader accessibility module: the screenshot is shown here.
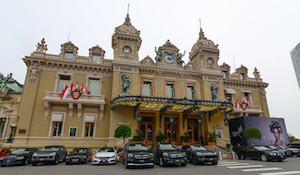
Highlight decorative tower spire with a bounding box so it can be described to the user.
[124,4,131,25]
[199,19,205,39]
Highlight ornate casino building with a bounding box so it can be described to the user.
[0,14,269,149]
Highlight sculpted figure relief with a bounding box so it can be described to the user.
[154,47,162,62]
[0,73,12,90]
[122,71,131,94]
[211,81,219,101]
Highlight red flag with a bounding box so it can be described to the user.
[70,82,74,91]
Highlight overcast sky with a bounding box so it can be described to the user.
[1,0,300,139]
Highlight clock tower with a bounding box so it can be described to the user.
[112,14,142,65]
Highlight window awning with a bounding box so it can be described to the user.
[52,113,63,121]
[224,88,236,95]
[85,115,95,123]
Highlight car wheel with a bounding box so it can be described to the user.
[125,160,130,169]
[261,154,268,162]
[32,162,37,166]
[278,159,283,162]
[159,157,165,167]
[65,162,70,165]
[192,155,197,165]
[54,157,59,165]
[85,158,88,164]
[181,162,187,166]
[212,160,218,165]
[23,157,28,165]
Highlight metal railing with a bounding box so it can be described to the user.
[45,91,105,101]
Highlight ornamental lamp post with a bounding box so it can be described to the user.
[169,113,175,124]
[7,122,18,143]
[137,111,143,123]
[197,107,202,126]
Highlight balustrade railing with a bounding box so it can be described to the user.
[45,91,105,101]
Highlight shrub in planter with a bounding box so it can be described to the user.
[132,129,142,142]
[156,130,166,142]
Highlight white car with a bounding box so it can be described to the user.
[93,147,117,165]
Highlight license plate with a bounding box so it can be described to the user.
[140,160,145,162]
[209,158,213,161]
[281,156,284,158]
[175,159,180,162]
[40,159,44,161]
[6,160,11,163]
[72,159,79,162]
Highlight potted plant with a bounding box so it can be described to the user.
[208,132,217,146]
[180,132,191,145]
[156,130,166,142]
[132,129,142,144]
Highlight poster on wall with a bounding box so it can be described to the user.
[229,117,289,147]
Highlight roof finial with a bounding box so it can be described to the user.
[199,19,205,39]
[124,4,131,25]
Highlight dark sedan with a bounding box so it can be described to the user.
[32,145,67,166]
[65,148,92,165]
[0,148,38,167]
[182,145,218,165]
[150,142,187,167]
[266,145,292,157]
[123,143,154,168]
[241,146,286,162]
[278,145,300,157]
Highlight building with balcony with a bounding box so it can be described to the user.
[0,14,269,149]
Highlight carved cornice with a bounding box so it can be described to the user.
[223,79,268,90]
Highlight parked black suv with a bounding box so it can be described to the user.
[32,145,67,166]
[182,145,218,165]
[65,148,92,165]
[123,143,154,168]
[150,142,187,167]
[0,148,38,167]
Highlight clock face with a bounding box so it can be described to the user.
[164,52,175,64]
[207,57,214,65]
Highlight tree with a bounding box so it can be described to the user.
[288,133,296,143]
[242,127,261,146]
[114,125,131,148]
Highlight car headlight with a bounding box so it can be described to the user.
[0,157,3,160]
[33,153,37,156]
[270,153,275,155]
[162,152,169,157]
[110,155,115,159]
[16,156,24,160]
[128,153,133,158]
[150,153,154,157]
[82,155,87,158]
[94,156,99,159]
[50,152,56,156]
[196,152,203,156]
[182,152,186,157]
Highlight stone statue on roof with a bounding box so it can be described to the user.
[36,38,48,53]
[154,47,162,62]
[0,73,12,90]
[177,51,185,65]
[211,81,219,101]
[122,70,131,94]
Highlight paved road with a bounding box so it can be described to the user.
[1,157,300,175]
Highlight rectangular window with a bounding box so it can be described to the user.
[240,73,245,80]
[142,81,152,96]
[223,71,227,78]
[166,83,174,98]
[52,122,62,136]
[88,79,100,95]
[58,75,70,92]
[225,94,232,102]
[64,51,73,60]
[92,55,101,64]
[85,122,94,137]
[244,92,250,101]
[187,86,195,100]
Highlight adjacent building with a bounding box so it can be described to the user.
[290,42,300,89]
[0,14,269,150]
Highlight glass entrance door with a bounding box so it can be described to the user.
[140,123,154,145]
[187,119,200,144]
[164,115,179,145]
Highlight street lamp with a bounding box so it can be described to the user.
[197,107,202,126]
[137,111,142,123]
[169,113,175,124]
[7,122,17,143]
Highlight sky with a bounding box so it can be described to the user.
[1,0,300,139]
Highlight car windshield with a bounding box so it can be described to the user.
[190,145,207,151]
[254,146,270,151]
[71,148,88,153]
[128,144,148,151]
[268,146,277,150]
[99,148,114,152]
[11,148,31,154]
[41,146,60,151]
[160,144,178,150]
[279,146,289,149]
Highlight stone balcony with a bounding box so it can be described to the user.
[231,105,264,117]
[43,91,106,121]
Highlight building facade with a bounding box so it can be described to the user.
[290,42,300,89]
[0,14,269,150]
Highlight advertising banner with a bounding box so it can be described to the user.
[229,117,289,147]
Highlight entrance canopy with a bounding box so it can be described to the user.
[111,96,234,128]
